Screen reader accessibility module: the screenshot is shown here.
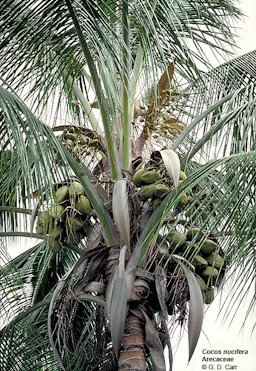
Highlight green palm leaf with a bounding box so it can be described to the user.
[173,50,256,158]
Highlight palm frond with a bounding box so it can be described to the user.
[0,302,58,371]
[0,0,241,122]
[0,86,70,206]
[173,50,256,159]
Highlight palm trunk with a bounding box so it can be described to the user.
[118,313,146,370]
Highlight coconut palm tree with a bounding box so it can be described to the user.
[0,1,255,370]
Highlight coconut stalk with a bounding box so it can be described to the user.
[120,0,131,170]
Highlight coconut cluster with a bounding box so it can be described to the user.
[60,127,105,161]
[133,168,174,210]
[36,181,92,252]
[132,165,191,211]
[165,227,224,305]
[132,164,225,306]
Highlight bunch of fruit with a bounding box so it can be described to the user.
[132,165,190,211]
[36,181,92,252]
[133,168,171,209]
[132,161,225,307]
[165,227,225,304]
[59,127,105,161]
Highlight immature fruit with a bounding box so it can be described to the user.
[187,227,204,241]
[36,213,53,235]
[204,288,214,304]
[48,224,63,239]
[37,211,50,225]
[206,254,224,269]
[191,255,208,269]
[132,169,147,186]
[141,171,161,184]
[154,184,170,198]
[166,231,187,248]
[69,181,84,197]
[182,242,201,257]
[196,275,208,291]
[65,133,77,141]
[152,198,161,210]
[36,223,47,235]
[179,171,187,180]
[178,193,189,205]
[211,197,219,204]
[185,207,195,218]
[75,195,92,215]
[56,185,69,203]
[48,204,65,219]
[201,210,210,221]
[201,266,219,278]
[200,239,217,255]
[37,211,53,228]
[139,185,156,201]
[66,216,84,232]
[88,139,99,147]
[48,238,62,253]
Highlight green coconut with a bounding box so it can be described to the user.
[132,169,147,187]
[196,275,208,291]
[139,184,156,201]
[48,238,62,253]
[204,288,214,304]
[178,193,189,206]
[37,211,52,226]
[69,181,84,197]
[201,266,219,278]
[211,197,219,204]
[36,212,53,235]
[185,207,195,218]
[183,242,201,257]
[66,215,84,232]
[200,239,217,255]
[75,195,92,215]
[201,210,210,221]
[88,139,99,147]
[187,227,204,241]
[154,184,170,198]
[141,171,161,184]
[166,231,187,248]
[36,223,47,235]
[65,133,77,141]
[152,198,161,210]
[48,224,63,239]
[191,255,208,269]
[48,204,65,219]
[56,185,69,203]
[179,171,187,181]
[206,253,224,269]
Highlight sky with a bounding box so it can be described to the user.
[237,1,256,55]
